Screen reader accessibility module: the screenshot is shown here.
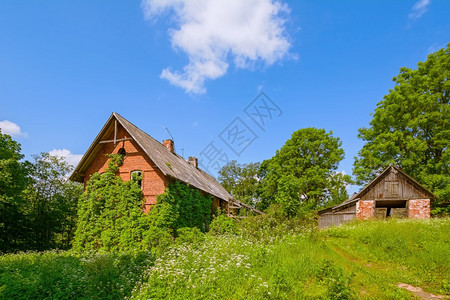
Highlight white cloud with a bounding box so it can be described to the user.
[142,0,292,94]
[0,120,27,137]
[408,0,431,20]
[49,149,83,168]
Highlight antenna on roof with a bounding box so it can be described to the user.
[164,127,175,152]
[164,127,174,141]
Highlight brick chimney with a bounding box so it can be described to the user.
[188,156,198,168]
[163,139,174,153]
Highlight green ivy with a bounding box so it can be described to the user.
[73,155,148,252]
[153,181,213,235]
[73,155,213,252]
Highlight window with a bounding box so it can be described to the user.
[118,148,126,156]
[131,170,142,189]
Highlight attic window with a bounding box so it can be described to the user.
[118,148,126,156]
[131,170,142,189]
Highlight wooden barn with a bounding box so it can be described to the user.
[69,113,260,216]
[318,165,435,228]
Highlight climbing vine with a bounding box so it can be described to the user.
[153,181,213,234]
[73,155,213,252]
[73,155,147,252]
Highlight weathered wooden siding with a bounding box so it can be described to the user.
[359,169,427,200]
[318,211,356,229]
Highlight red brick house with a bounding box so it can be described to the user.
[318,165,435,228]
[70,113,259,215]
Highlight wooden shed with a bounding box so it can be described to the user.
[318,165,435,229]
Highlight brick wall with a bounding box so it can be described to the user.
[408,199,430,219]
[356,200,375,220]
[84,124,168,213]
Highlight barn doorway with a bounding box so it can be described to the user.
[374,200,408,219]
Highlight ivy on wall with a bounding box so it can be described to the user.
[73,155,213,252]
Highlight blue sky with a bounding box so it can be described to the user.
[1,0,449,192]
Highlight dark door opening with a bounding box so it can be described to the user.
[375,200,407,219]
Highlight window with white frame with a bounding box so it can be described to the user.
[131,170,142,189]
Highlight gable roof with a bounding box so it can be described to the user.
[319,165,436,214]
[354,165,435,200]
[70,113,233,202]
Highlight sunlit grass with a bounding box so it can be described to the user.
[1,218,449,299]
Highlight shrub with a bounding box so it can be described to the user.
[208,214,238,236]
[176,227,205,245]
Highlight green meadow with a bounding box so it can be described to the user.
[1,217,449,299]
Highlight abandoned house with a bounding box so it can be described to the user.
[69,112,260,216]
[318,165,435,228]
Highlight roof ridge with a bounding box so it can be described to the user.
[112,113,233,202]
[113,113,168,150]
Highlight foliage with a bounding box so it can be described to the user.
[218,160,261,206]
[323,218,450,294]
[73,155,213,252]
[24,153,83,250]
[2,218,449,299]
[1,131,83,252]
[73,154,149,252]
[354,44,450,213]
[0,250,153,299]
[258,128,351,214]
[208,214,238,236]
[153,180,213,234]
[176,227,205,245]
[0,131,31,252]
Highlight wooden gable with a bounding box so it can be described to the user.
[357,166,435,201]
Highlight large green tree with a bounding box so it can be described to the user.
[354,44,449,212]
[218,160,260,207]
[24,153,82,250]
[0,131,31,251]
[258,128,350,215]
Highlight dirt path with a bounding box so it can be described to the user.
[397,283,449,300]
[331,244,449,299]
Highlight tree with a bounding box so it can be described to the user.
[218,160,260,207]
[354,44,449,213]
[0,130,31,252]
[258,128,350,214]
[24,153,82,250]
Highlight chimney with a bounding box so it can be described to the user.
[188,156,198,168]
[163,139,175,153]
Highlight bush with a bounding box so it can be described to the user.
[176,227,205,245]
[208,215,238,236]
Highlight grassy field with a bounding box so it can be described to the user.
[1,218,449,299]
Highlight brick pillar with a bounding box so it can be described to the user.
[408,199,430,219]
[356,200,375,220]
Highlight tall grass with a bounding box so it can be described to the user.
[0,218,448,299]
[324,218,450,294]
[0,251,153,299]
